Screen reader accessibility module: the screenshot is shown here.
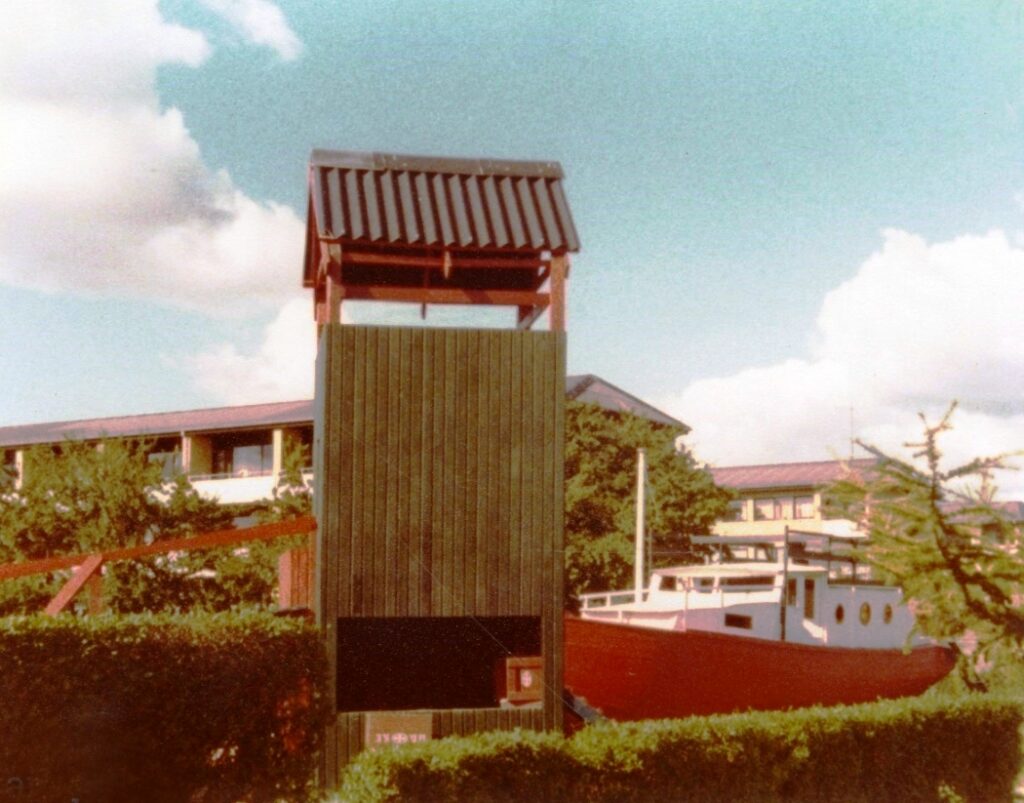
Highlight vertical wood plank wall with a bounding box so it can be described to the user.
[314,325,565,781]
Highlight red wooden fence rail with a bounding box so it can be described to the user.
[0,515,317,615]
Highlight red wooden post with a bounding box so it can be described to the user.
[279,549,295,608]
[44,553,104,616]
[278,535,315,609]
[549,254,567,332]
[86,571,104,615]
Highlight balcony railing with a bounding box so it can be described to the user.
[189,469,313,505]
[189,468,274,482]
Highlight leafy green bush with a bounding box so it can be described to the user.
[338,695,1023,802]
[0,439,312,616]
[0,611,329,802]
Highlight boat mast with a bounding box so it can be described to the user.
[635,447,646,602]
[780,525,789,642]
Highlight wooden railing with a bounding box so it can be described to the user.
[0,515,317,615]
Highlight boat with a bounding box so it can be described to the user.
[564,527,957,721]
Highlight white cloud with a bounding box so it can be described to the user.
[0,1,210,105]
[660,229,1024,499]
[186,298,317,403]
[0,0,304,316]
[198,0,303,61]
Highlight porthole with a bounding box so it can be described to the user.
[835,605,845,624]
[859,603,871,626]
[883,604,893,624]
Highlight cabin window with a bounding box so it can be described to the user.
[835,605,845,624]
[860,603,872,625]
[335,616,541,712]
[722,576,774,587]
[786,578,798,606]
[724,614,752,630]
[803,578,815,619]
[794,496,815,519]
[883,604,893,624]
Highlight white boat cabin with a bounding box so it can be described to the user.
[578,535,925,650]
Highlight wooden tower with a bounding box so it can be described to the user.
[302,150,580,782]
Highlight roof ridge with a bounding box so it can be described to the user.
[711,458,876,471]
[309,149,565,179]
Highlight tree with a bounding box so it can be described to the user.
[259,439,313,523]
[828,403,1024,690]
[564,401,732,600]
[0,438,292,615]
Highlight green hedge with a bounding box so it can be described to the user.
[338,695,1023,802]
[0,611,329,802]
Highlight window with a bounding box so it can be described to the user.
[147,437,183,480]
[1,449,17,485]
[726,500,747,522]
[803,578,815,619]
[835,604,845,624]
[297,426,314,470]
[883,604,893,624]
[794,496,815,519]
[754,499,775,521]
[724,613,752,630]
[860,603,872,626]
[786,578,798,606]
[775,497,794,520]
[211,432,273,477]
[722,575,775,587]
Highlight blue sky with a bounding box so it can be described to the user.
[2,1,1023,492]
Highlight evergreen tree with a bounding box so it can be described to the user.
[828,403,1024,690]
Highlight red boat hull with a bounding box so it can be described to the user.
[564,615,956,721]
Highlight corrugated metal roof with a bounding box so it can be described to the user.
[710,459,877,491]
[307,149,580,254]
[1,376,677,449]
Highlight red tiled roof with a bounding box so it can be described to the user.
[710,459,877,491]
[0,400,315,448]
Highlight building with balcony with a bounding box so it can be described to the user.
[0,374,681,507]
[709,459,877,538]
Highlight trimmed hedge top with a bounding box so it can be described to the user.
[339,694,1023,803]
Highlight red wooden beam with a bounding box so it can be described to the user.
[44,554,104,616]
[318,237,560,258]
[0,516,318,581]
[341,286,549,308]
[516,304,547,331]
[343,250,545,271]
